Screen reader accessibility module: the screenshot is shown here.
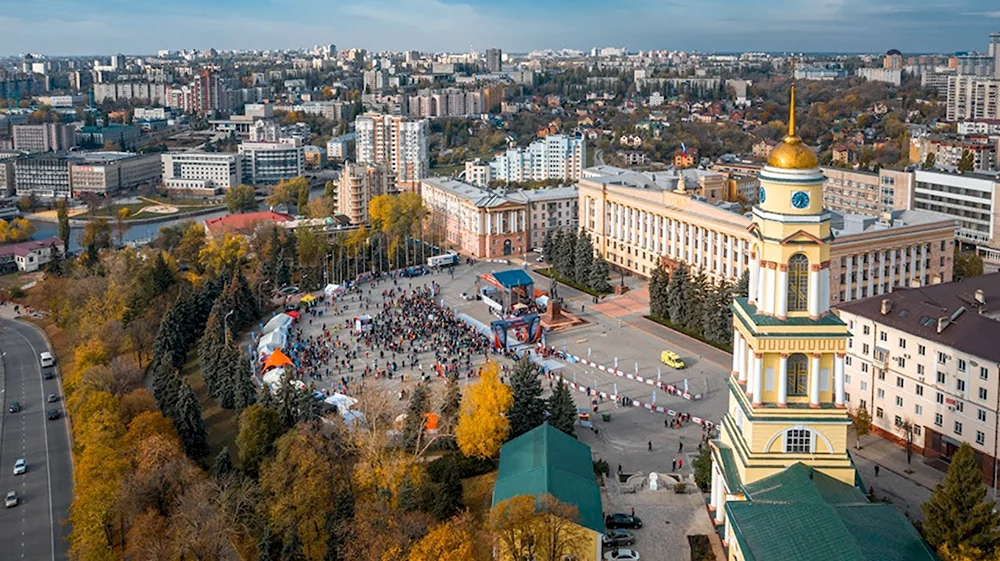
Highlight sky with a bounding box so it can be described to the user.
[1,0,999,56]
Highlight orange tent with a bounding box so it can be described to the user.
[263,349,293,371]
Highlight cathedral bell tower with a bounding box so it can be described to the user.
[707,82,855,529]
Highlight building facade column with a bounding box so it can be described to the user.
[710,466,720,509]
[835,353,846,406]
[878,250,885,296]
[763,262,776,315]
[920,243,927,285]
[726,235,734,277]
[706,230,714,273]
[778,354,789,406]
[748,250,759,306]
[776,264,789,319]
[808,264,821,318]
[889,249,896,290]
[810,353,821,406]
[738,340,749,385]
[752,353,764,406]
[670,220,677,258]
[732,331,743,375]
[845,257,853,302]
[714,469,725,523]
[867,252,876,297]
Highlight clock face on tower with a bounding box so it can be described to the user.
[759,187,766,204]
[791,191,810,209]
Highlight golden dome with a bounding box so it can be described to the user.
[767,136,818,169]
[766,80,818,170]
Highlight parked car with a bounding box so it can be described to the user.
[605,513,643,529]
[43,370,54,380]
[47,394,58,403]
[39,351,54,368]
[277,285,300,296]
[5,491,17,508]
[604,549,640,561]
[47,409,60,420]
[602,529,636,548]
[8,401,20,413]
[13,458,25,475]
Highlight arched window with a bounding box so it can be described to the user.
[787,254,809,312]
[787,353,808,396]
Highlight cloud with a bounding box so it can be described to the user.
[964,11,1000,18]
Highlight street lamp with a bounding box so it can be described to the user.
[224,309,235,343]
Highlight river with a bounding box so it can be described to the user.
[30,207,233,252]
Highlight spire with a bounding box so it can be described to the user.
[788,81,797,138]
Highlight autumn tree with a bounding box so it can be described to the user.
[56,198,71,249]
[853,406,872,449]
[456,361,513,459]
[260,423,351,561]
[508,356,545,439]
[200,233,249,276]
[267,176,309,209]
[408,511,489,561]
[923,442,1000,555]
[547,379,577,438]
[955,249,984,280]
[237,404,283,478]
[224,184,258,214]
[488,494,592,561]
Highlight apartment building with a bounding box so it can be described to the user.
[69,152,162,195]
[487,134,586,184]
[959,120,1000,136]
[912,169,1000,264]
[238,138,305,186]
[0,151,17,196]
[463,159,492,187]
[486,48,502,73]
[577,170,956,301]
[947,76,1000,121]
[857,67,902,86]
[836,274,1000,483]
[12,123,75,153]
[93,82,169,105]
[822,167,914,216]
[355,113,429,190]
[76,125,141,150]
[161,152,243,195]
[337,162,396,225]
[407,89,485,118]
[917,135,999,172]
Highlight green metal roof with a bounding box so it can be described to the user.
[726,463,938,561]
[713,441,744,493]
[733,298,847,327]
[492,424,604,533]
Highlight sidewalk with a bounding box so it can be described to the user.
[848,426,941,521]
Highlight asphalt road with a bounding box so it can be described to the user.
[0,319,73,561]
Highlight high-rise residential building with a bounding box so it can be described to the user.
[93,82,169,105]
[487,134,586,184]
[946,76,1000,121]
[12,123,75,153]
[883,49,904,70]
[161,152,243,195]
[836,274,1000,484]
[709,89,935,561]
[354,113,429,190]
[337,162,396,225]
[238,138,305,186]
[486,48,502,73]
[191,70,230,115]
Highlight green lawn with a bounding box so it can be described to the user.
[87,202,149,219]
[183,354,241,466]
[643,314,733,353]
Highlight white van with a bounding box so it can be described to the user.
[39,352,54,368]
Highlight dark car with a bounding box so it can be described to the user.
[400,266,426,278]
[43,370,54,380]
[605,513,643,529]
[602,529,636,547]
[46,409,60,420]
[8,402,20,413]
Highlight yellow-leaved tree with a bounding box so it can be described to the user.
[456,361,512,459]
[408,511,489,561]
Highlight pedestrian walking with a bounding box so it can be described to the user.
[874,465,880,477]
[672,458,677,471]
[678,458,684,470]
[631,507,635,517]
[678,441,684,453]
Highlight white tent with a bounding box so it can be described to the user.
[257,329,287,356]
[262,313,293,335]
[324,392,358,412]
[262,368,284,390]
[324,283,344,298]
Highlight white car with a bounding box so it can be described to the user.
[5,491,16,508]
[604,550,640,561]
[13,458,25,475]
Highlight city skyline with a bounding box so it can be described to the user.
[1,0,999,56]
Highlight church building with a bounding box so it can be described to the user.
[708,85,938,561]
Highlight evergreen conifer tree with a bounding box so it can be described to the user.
[736,269,750,298]
[547,379,577,438]
[257,525,280,561]
[704,280,734,344]
[922,442,1000,553]
[666,262,690,326]
[542,229,556,263]
[232,353,257,412]
[281,525,307,561]
[402,382,431,450]
[589,256,612,293]
[550,230,565,273]
[508,357,545,439]
[151,360,182,418]
[174,382,210,459]
[649,264,669,317]
[294,383,320,424]
[213,446,235,477]
[687,269,709,334]
[575,232,595,284]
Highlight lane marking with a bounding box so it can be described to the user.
[4,323,56,561]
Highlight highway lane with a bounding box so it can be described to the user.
[0,319,73,561]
